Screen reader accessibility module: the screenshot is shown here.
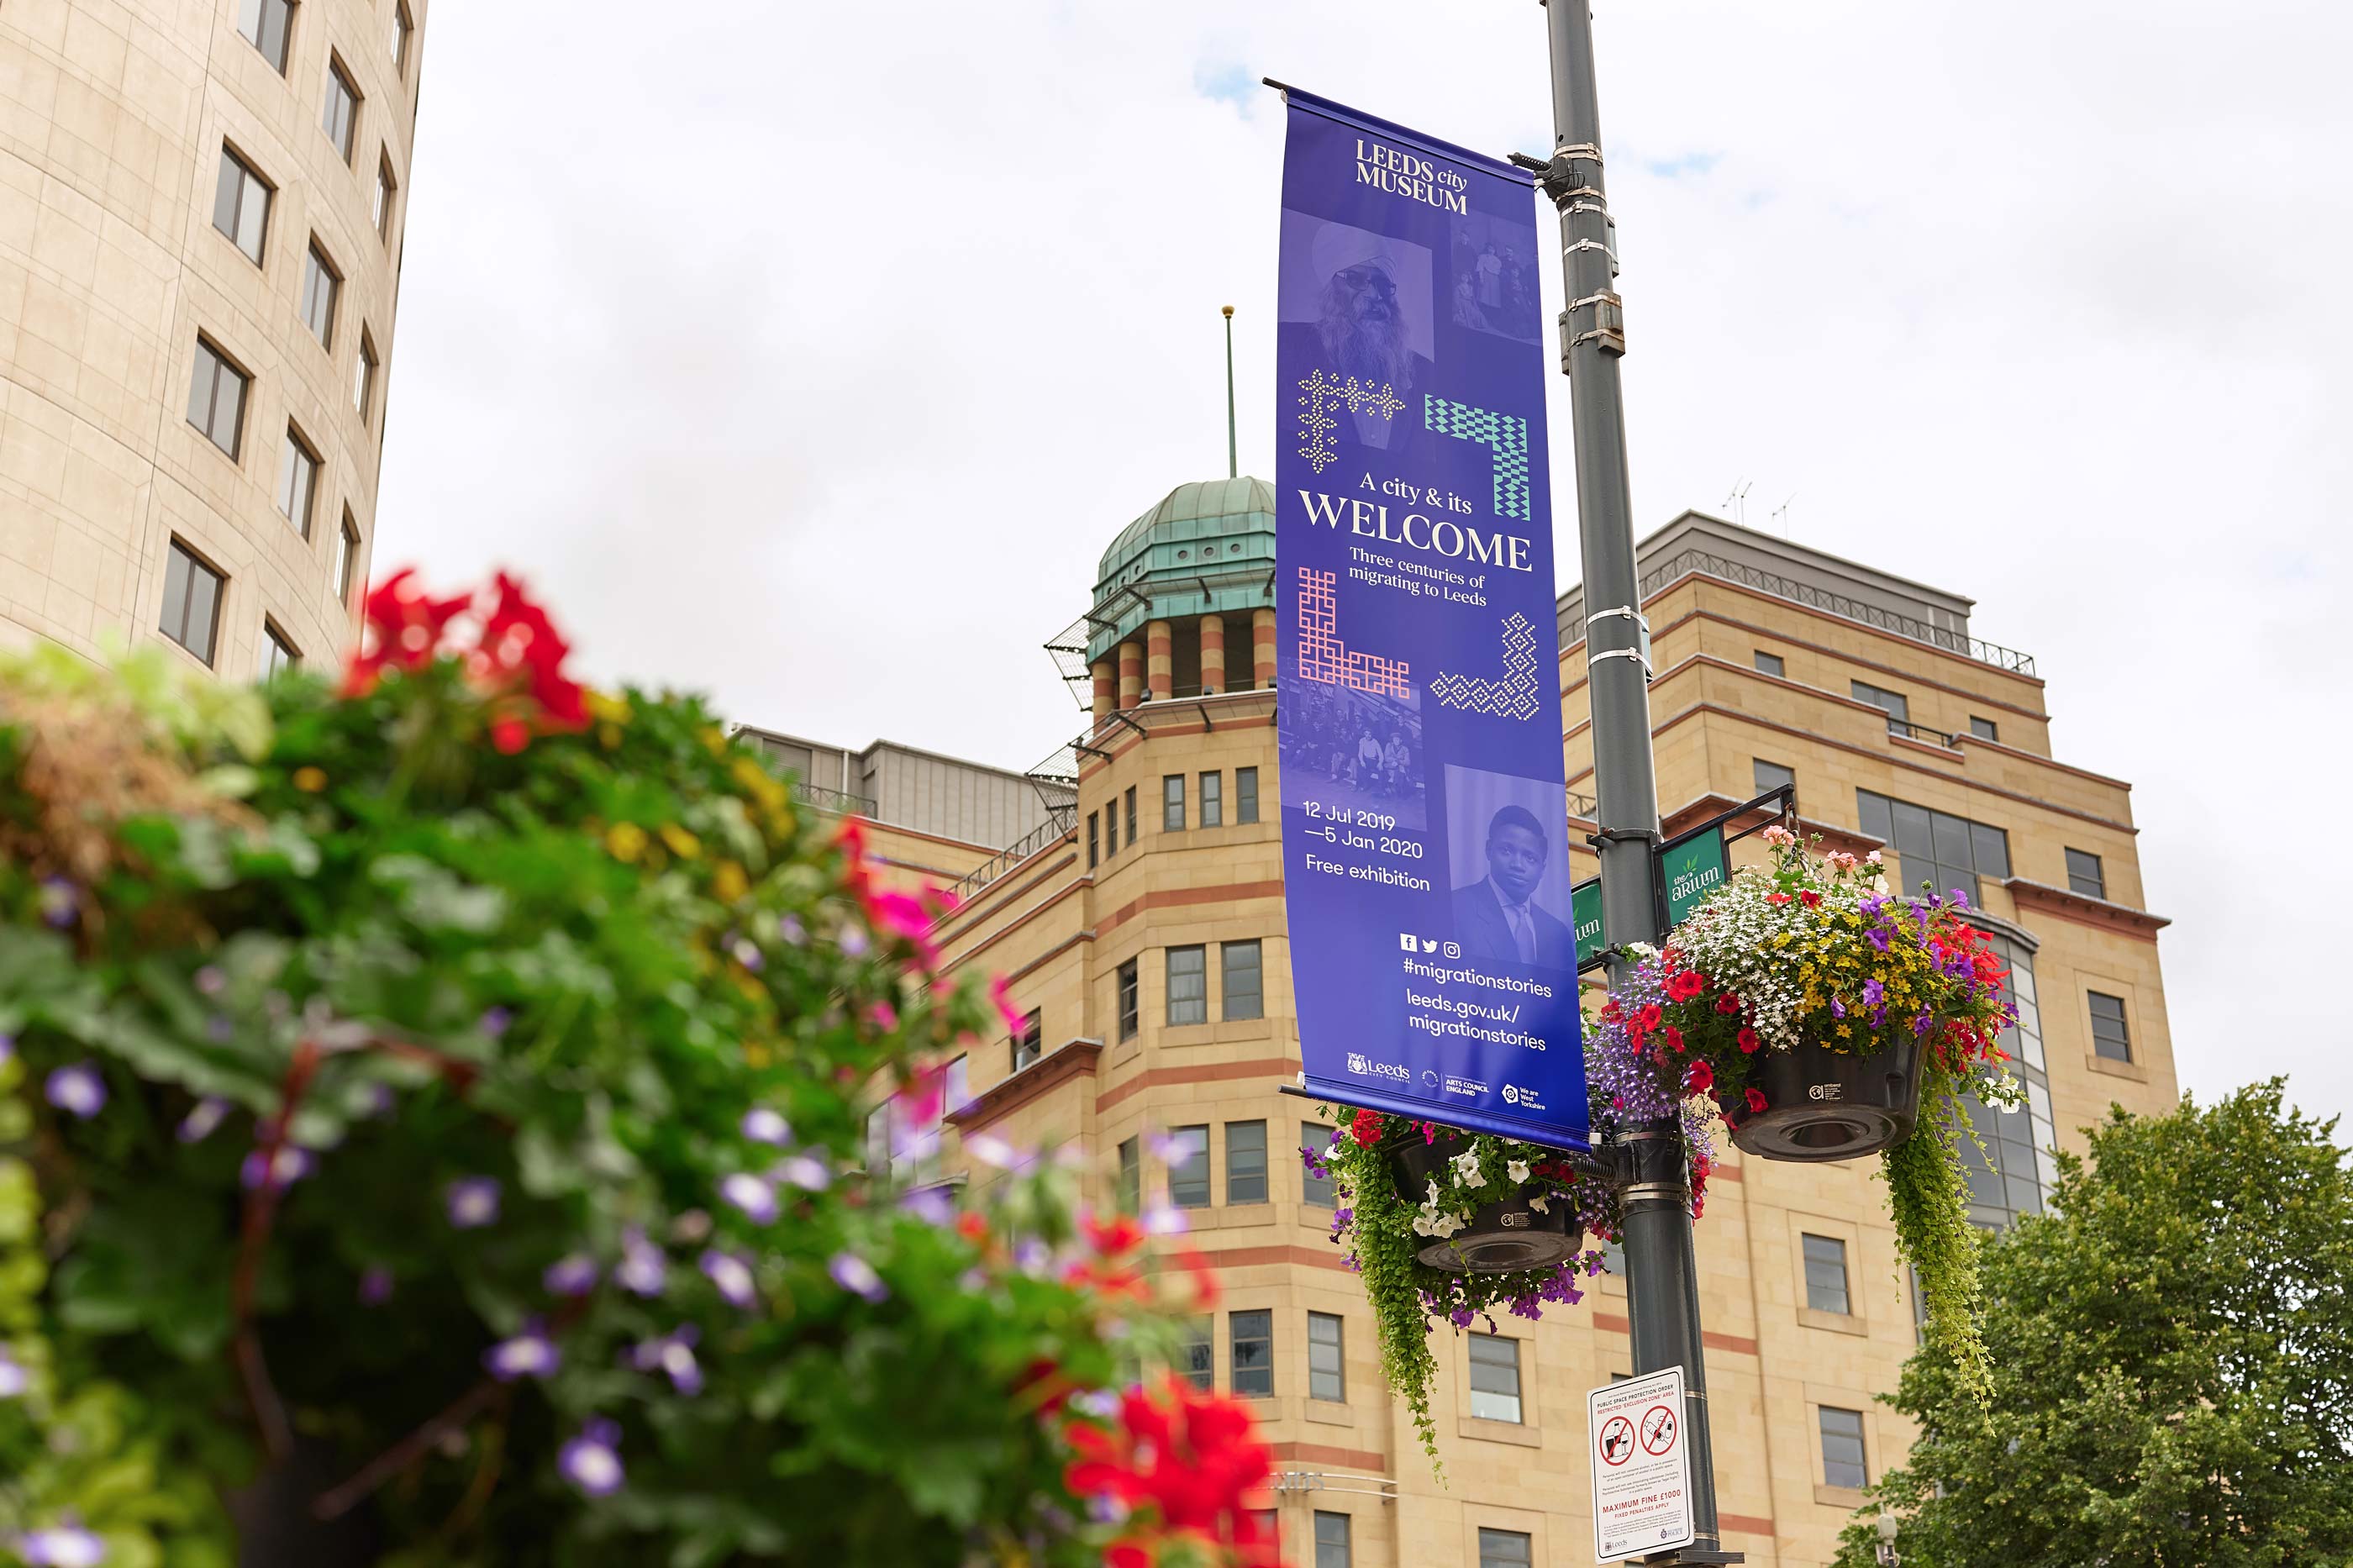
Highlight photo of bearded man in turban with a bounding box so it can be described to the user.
[1277,218,1438,468]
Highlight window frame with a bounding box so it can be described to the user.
[1224,1119,1267,1205]
[1752,758,1795,796]
[1124,785,1138,846]
[1163,773,1186,831]
[2087,990,2133,1062]
[1753,650,1785,678]
[1850,679,1910,732]
[374,152,399,242]
[1306,1310,1345,1402]
[1235,766,1259,824]
[1116,1136,1140,1215]
[301,239,341,350]
[1970,715,2000,742]
[335,511,362,607]
[1087,812,1098,868]
[1177,1314,1213,1391]
[1301,1121,1335,1207]
[1198,770,1222,827]
[1220,939,1263,1022]
[1166,944,1207,1027]
[355,329,378,421]
[261,618,300,678]
[1166,1125,1211,1209]
[389,0,413,75]
[1802,1233,1851,1315]
[1011,1009,1043,1074]
[1103,795,1118,859]
[212,145,272,265]
[159,538,226,666]
[276,423,321,539]
[1115,958,1139,1042]
[1477,1528,1534,1568]
[186,336,250,460]
[1466,1333,1524,1423]
[1229,1308,1273,1397]
[1312,1511,1350,1568]
[2065,848,2107,900]
[236,0,294,74]
[322,55,361,165]
[1819,1405,1868,1490]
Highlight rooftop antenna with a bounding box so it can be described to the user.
[1222,305,1239,480]
[1770,492,1797,539]
[1723,479,1751,527]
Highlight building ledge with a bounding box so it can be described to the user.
[2003,877,2171,939]
[1661,792,1883,859]
[948,1038,1103,1133]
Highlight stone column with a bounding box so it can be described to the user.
[1091,658,1115,720]
[1118,639,1142,709]
[1198,613,1226,695]
[1252,607,1277,689]
[1145,618,1172,702]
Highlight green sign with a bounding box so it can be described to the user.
[1660,828,1729,928]
[1571,876,1604,959]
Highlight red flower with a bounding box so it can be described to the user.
[1635,1003,1663,1034]
[1083,1212,1145,1258]
[475,571,587,731]
[1766,892,1792,905]
[1745,1087,1768,1113]
[1350,1108,1383,1148]
[1684,1059,1714,1094]
[1661,1025,1685,1054]
[341,569,472,697]
[489,717,530,755]
[1714,993,1744,1015]
[1798,890,1822,908]
[1736,1027,1761,1054]
[1064,1377,1274,1550]
[1665,970,1705,1002]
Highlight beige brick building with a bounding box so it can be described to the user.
[2,0,424,677]
[755,482,2177,1568]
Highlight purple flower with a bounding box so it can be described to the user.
[45,1063,105,1119]
[963,1134,1018,1170]
[837,925,869,958]
[629,1326,703,1395]
[898,1186,955,1227]
[358,1267,395,1306]
[205,1014,234,1043]
[194,966,227,996]
[740,1108,792,1146]
[1862,978,1885,1008]
[1913,1007,1935,1036]
[1141,1202,1188,1237]
[1867,925,1894,954]
[16,1522,105,1567]
[0,1034,13,1065]
[36,876,76,929]
[241,1145,314,1191]
[446,1177,502,1229]
[1949,888,1970,908]
[1829,996,1845,1019]
[719,1172,779,1224]
[484,1323,560,1381]
[480,1007,513,1039]
[729,936,764,972]
[617,1229,667,1297]
[778,913,808,946]
[178,1097,229,1144]
[829,1252,888,1303]
[701,1249,756,1308]
[0,1347,28,1398]
[357,1081,397,1119]
[544,1254,599,1297]
[775,1153,829,1192]
[559,1418,625,1497]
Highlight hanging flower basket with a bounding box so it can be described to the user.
[1593,825,2019,1398]
[1388,1131,1583,1273]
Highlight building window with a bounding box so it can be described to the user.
[1087,812,1098,868]
[1011,1009,1043,1073]
[1307,1311,1345,1401]
[160,539,224,666]
[1221,939,1263,1022]
[1229,1309,1272,1397]
[1802,1234,1850,1314]
[374,153,398,240]
[1178,1315,1213,1391]
[1117,1136,1140,1214]
[1252,1512,1278,1557]
[1959,934,2056,1231]
[1235,766,1259,824]
[1224,1120,1266,1204]
[355,331,377,420]
[236,0,293,72]
[1851,679,1911,733]
[1819,1406,1868,1490]
[1116,959,1139,1042]
[211,146,271,264]
[276,426,320,538]
[2088,991,2133,1062]
[1856,791,2009,905]
[1753,650,1785,678]
[1313,1512,1350,1568]
[1166,1126,1210,1209]
[322,57,361,164]
[1124,786,1137,845]
[1301,1122,1334,1207]
[2066,848,2106,899]
[1467,1334,1523,1423]
[1970,715,2000,742]
[1199,771,1222,826]
[336,513,362,607]
[388,0,413,73]
[301,240,340,349]
[1104,794,1118,857]
[1753,758,1795,796]
[187,338,250,458]
[1166,945,1206,1026]
[1477,1529,1534,1568]
[262,620,299,678]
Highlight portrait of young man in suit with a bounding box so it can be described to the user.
[1450,802,1576,968]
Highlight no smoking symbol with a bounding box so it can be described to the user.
[1640,1405,1678,1455]
[1598,1414,1635,1466]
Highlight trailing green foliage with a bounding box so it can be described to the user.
[1878,1078,1991,1402]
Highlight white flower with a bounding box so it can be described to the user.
[1450,1150,1482,1185]
[1528,1194,1550,1214]
[1866,850,1883,865]
[1506,1159,1530,1185]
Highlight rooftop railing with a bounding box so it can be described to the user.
[1633,549,2037,675]
[945,816,1074,903]
[792,781,879,817]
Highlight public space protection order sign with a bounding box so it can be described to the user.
[1272,85,1589,1150]
[1589,1367,1698,1560]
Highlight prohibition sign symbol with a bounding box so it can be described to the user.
[1598,1413,1635,1466]
[1640,1404,1678,1456]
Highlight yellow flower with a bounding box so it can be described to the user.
[660,823,701,860]
[607,822,648,863]
[730,755,790,813]
[744,1041,773,1068]
[586,690,632,725]
[712,861,749,902]
[292,766,327,792]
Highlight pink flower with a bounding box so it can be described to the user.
[989,974,1025,1034]
[1761,824,1797,848]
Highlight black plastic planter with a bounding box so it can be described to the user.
[1390,1134,1583,1275]
[1725,1034,1924,1162]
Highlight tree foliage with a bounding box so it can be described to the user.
[1836,1081,2353,1568]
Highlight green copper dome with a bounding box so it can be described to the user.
[1087,477,1277,663]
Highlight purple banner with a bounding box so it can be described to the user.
[1274,88,1587,1150]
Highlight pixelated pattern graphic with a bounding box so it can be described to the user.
[1294,567,1413,697]
[1424,396,1531,521]
[1428,612,1543,719]
[1295,368,1406,476]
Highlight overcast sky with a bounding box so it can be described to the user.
[379,2,2353,1129]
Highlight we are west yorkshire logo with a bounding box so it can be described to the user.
[1355,137,1468,213]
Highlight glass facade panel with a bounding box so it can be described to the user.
[1860,790,2008,906]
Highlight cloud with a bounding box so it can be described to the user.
[380,0,2353,1128]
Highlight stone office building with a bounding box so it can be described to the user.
[748,478,2177,1568]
